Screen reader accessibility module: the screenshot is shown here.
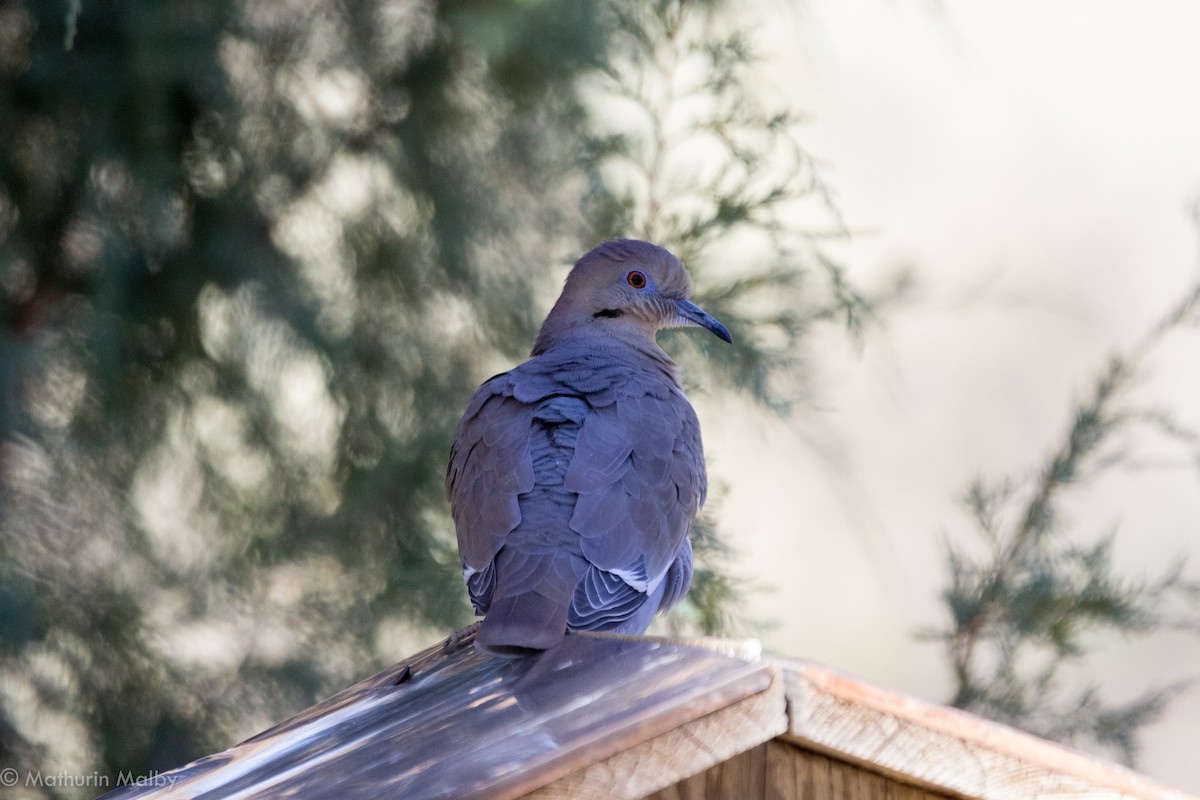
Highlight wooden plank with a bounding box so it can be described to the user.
[638,726,956,800]
[645,743,769,800]
[529,668,786,800]
[780,658,1197,800]
[794,747,953,800]
[766,739,796,800]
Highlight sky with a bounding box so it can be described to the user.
[711,0,1200,792]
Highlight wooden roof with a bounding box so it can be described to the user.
[98,632,1196,800]
[780,659,1194,800]
[99,633,778,800]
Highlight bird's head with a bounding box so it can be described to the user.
[532,239,732,356]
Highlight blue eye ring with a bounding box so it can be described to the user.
[626,271,647,289]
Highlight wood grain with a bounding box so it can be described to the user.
[646,740,955,800]
[645,742,769,800]
[525,668,786,800]
[781,658,1196,800]
[772,744,954,800]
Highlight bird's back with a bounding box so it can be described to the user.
[447,343,705,655]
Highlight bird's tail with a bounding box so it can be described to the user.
[475,592,569,657]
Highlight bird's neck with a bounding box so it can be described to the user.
[533,304,647,351]
[531,319,678,376]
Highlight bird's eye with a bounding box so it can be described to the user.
[626,271,647,289]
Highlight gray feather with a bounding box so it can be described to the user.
[446,240,726,655]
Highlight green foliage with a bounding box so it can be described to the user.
[579,0,886,412]
[929,274,1200,765]
[0,0,871,793]
[5,0,1195,788]
[0,0,602,789]
[575,0,898,633]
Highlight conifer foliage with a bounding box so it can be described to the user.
[0,0,863,788]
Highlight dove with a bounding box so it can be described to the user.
[446,239,731,656]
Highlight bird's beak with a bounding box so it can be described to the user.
[675,298,733,343]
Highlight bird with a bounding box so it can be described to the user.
[445,239,731,656]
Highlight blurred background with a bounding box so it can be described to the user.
[2,0,1199,797]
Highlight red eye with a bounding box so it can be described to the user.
[626,271,647,289]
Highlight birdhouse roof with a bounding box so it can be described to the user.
[98,633,1196,800]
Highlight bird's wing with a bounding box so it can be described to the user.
[446,373,536,601]
[564,381,706,626]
